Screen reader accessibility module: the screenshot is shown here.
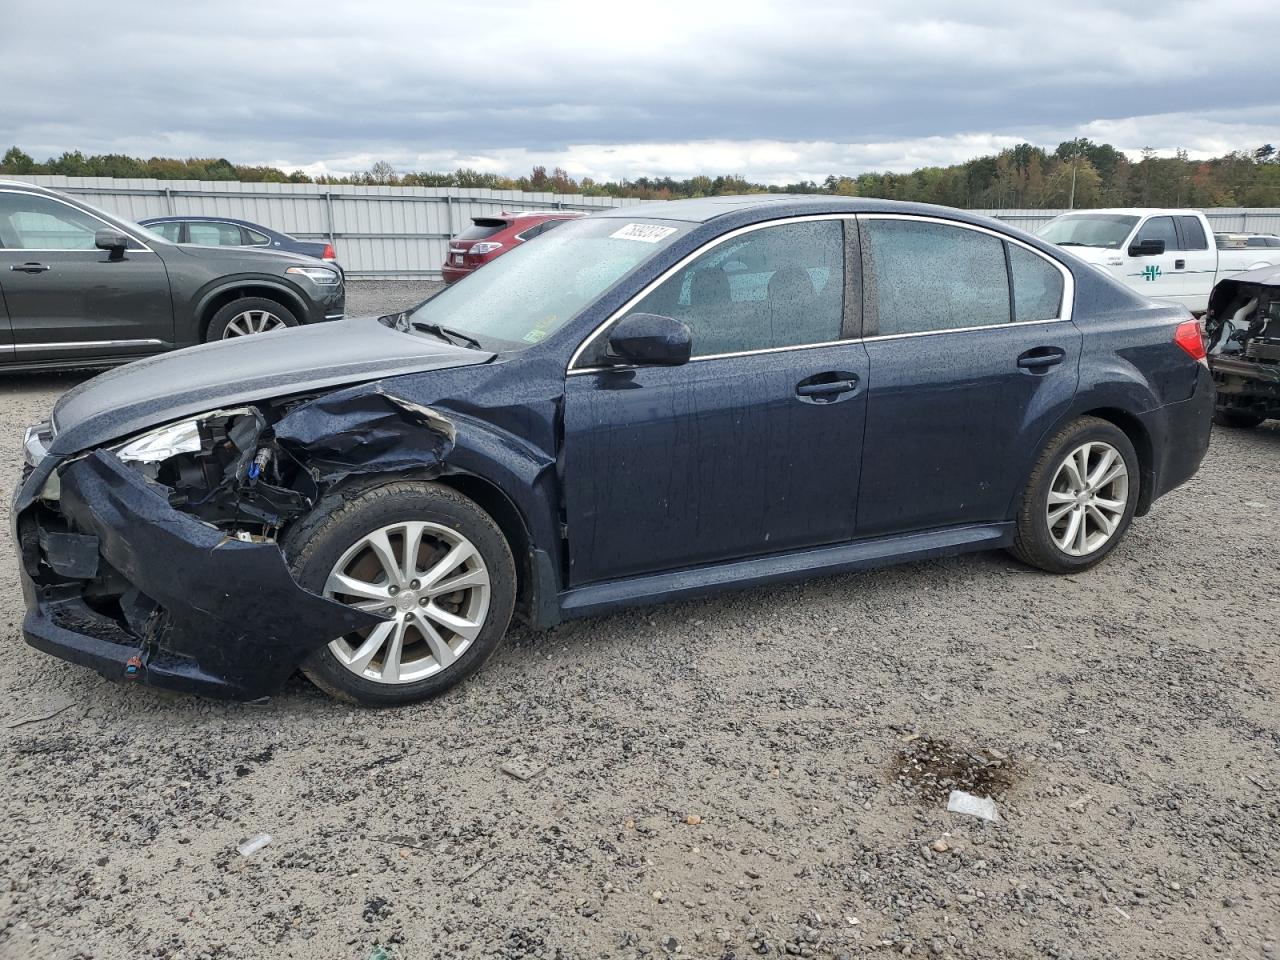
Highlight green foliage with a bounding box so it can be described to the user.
[3,142,1280,206]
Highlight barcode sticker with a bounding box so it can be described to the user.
[610,223,678,243]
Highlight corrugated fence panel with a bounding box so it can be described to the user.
[9,177,1275,277]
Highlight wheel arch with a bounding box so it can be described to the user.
[1058,406,1156,516]
[195,280,307,340]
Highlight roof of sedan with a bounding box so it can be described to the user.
[593,194,997,225]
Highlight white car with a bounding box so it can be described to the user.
[1037,209,1277,313]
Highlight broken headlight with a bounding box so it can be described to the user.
[115,418,204,465]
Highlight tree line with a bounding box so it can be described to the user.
[4,140,1279,207]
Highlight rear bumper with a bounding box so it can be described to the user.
[1144,363,1215,505]
[441,264,473,284]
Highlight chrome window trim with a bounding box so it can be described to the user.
[856,212,1075,338]
[568,212,1075,374]
[0,187,155,253]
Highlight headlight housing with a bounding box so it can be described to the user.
[286,265,341,284]
[115,418,204,464]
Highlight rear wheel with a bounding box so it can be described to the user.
[285,482,516,705]
[205,297,298,341]
[1009,417,1139,574]
[1213,407,1265,429]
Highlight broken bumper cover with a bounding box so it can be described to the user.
[17,450,381,700]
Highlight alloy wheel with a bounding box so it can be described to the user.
[1046,441,1129,557]
[323,521,491,684]
[222,309,286,337]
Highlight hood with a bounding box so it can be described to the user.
[50,317,494,456]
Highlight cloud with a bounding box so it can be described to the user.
[4,0,1278,182]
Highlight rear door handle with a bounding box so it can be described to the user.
[10,262,51,274]
[1175,259,1186,270]
[1017,346,1066,371]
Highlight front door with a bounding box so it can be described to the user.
[0,189,174,364]
[1128,214,1184,308]
[855,216,1082,537]
[562,217,869,585]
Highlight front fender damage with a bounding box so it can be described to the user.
[21,385,473,700]
[55,450,382,699]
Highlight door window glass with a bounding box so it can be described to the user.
[147,221,182,242]
[622,218,844,357]
[1176,216,1208,251]
[1009,244,1064,321]
[1136,216,1178,250]
[187,221,245,246]
[0,192,104,249]
[863,219,1010,335]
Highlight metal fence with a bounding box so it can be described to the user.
[977,208,1280,235]
[8,175,1280,277]
[6,175,652,279]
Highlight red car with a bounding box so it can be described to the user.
[441,211,585,283]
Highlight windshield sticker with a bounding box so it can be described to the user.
[610,223,678,244]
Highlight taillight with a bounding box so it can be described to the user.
[1173,319,1207,364]
[321,243,336,260]
[469,241,504,256]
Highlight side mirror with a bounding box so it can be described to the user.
[606,313,692,366]
[95,229,130,260]
[1128,237,1165,257]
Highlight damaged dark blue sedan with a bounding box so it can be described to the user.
[14,196,1215,705]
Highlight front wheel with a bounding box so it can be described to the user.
[285,482,516,705]
[205,297,298,341]
[1009,417,1139,574]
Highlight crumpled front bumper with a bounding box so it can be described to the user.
[16,449,381,700]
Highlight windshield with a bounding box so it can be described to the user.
[410,217,691,347]
[1036,214,1139,249]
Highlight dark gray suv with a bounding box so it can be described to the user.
[0,181,345,371]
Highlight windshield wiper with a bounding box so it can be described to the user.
[411,321,482,350]
[1054,241,1088,247]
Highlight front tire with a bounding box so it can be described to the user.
[1009,417,1139,574]
[205,297,298,341]
[1213,407,1265,429]
[285,482,516,706]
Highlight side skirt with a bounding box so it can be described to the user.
[555,521,1016,623]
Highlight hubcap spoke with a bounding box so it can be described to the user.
[326,571,391,602]
[422,541,480,590]
[420,603,483,641]
[325,521,491,685]
[346,621,394,674]
[412,611,458,667]
[1047,439,1129,557]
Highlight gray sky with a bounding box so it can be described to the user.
[4,0,1278,182]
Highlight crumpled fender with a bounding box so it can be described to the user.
[58,450,382,700]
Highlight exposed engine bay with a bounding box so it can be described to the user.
[1203,269,1280,423]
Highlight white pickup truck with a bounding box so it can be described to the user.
[1035,208,1278,313]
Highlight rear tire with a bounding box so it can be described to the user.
[1009,417,1139,574]
[205,297,298,341]
[1213,407,1265,429]
[284,481,516,706]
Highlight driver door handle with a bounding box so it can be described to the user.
[1017,346,1066,371]
[795,372,860,402]
[10,262,51,274]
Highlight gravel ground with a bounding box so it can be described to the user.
[1,282,1277,959]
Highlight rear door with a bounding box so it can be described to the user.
[0,279,13,362]
[0,189,174,364]
[855,216,1080,537]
